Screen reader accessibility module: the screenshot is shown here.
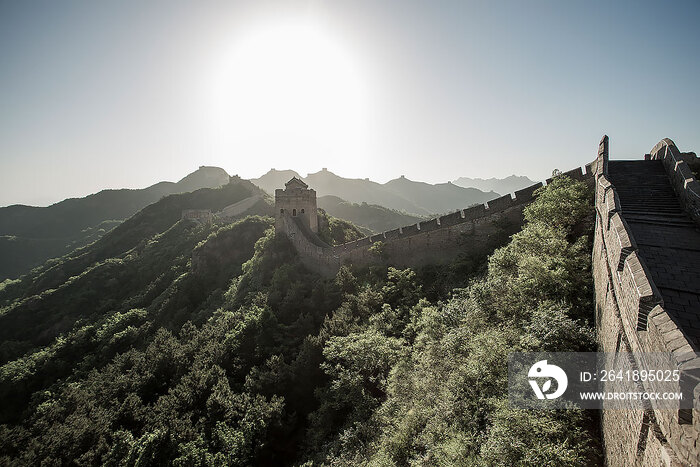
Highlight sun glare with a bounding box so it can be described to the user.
[209,20,368,174]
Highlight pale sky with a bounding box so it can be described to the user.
[1,0,699,206]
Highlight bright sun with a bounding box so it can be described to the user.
[209,20,368,172]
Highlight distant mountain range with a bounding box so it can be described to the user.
[0,166,231,280]
[451,174,536,196]
[251,169,501,216]
[0,165,536,281]
[0,177,270,358]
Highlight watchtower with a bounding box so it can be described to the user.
[275,177,318,233]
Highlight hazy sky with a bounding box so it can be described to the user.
[1,0,699,206]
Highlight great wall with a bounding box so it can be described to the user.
[275,165,594,277]
[593,136,700,466]
[272,135,700,466]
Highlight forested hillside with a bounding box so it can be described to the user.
[318,195,424,234]
[0,176,599,465]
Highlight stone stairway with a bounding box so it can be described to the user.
[608,160,700,347]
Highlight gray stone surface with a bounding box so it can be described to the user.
[594,136,700,466]
[608,160,700,348]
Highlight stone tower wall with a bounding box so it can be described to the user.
[275,186,318,233]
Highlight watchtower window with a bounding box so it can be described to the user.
[280,209,284,214]
[301,209,305,213]
[293,209,297,216]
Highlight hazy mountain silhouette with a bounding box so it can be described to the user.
[317,195,424,234]
[383,176,499,215]
[252,168,499,216]
[174,166,232,193]
[0,166,231,280]
[249,169,303,195]
[452,174,536,196]
[0,165,524,280]
[305,169,428,214]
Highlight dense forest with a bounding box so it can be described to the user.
[0,176,599,465]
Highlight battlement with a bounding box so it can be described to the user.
[275,177,318,234]
[649,138,700,226]
[593,135,700,466]
[275,158,595,277]
[270,135,700,464]
[322,170,593,259]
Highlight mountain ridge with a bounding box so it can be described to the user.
[452,174,536,195]
[317,195,424,234]
[251,168,501,216]
[0,166,231,280]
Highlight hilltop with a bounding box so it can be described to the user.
[0,166,230,280]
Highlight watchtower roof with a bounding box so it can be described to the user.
[285,177,308,189]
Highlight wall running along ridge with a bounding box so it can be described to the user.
[280,164,595,277]
[593,135,700,466]
[275,134,700,464]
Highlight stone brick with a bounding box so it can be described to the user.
[595,136,700,465]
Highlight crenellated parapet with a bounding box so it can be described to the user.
[275,159,595,277]
[593,135,700,466]
[273,135,700,464]
[275,177,318,234]
[649,138,700,225]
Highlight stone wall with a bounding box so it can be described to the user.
[278,213,339,277]
[593,135,700,466]
[275,181,318,233]
[331,195,527,270]
[181,209,213,225]
[217,195,264,220]
[282,162,594,277]
[277,134,700,464]
[328,164,594,273]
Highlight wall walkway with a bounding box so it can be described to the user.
[593,135,700,466]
